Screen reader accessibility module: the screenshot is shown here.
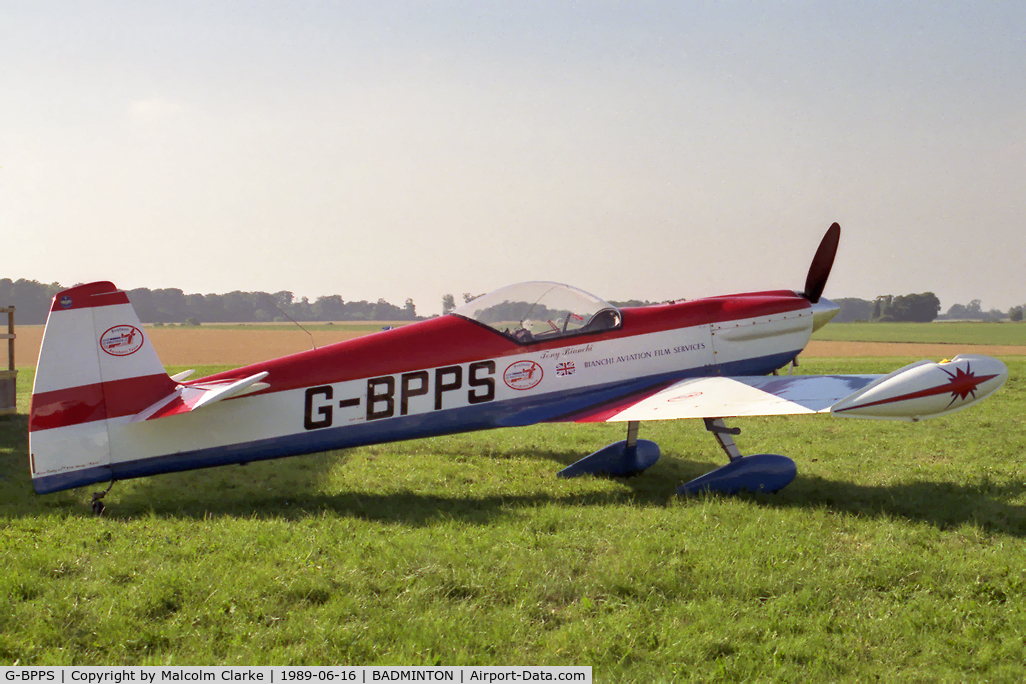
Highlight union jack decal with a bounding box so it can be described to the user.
[556,362,575,376]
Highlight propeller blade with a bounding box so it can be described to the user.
[803,222,841,303]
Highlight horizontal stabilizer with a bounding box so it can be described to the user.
[132,372,270,422]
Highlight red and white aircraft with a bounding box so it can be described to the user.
[28,224,1008,511]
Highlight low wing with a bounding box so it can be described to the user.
[575,374,878,422]
[575,355,1008,423]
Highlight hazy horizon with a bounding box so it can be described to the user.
[3,3,1023,315]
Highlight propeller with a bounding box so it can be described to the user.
[802,222,841,304]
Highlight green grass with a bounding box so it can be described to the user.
[2,359,1025,680]
[814,321,1026,346]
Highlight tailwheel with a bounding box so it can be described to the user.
[89,480,115,516]
[676,419,796,496]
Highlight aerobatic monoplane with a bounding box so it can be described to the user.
[29,224,1008,511]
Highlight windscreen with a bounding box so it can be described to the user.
[451,281,621,344]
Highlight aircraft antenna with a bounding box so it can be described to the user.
[263,296,317,350]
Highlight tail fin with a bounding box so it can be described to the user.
[29,282,177,493]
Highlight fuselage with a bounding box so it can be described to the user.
[30,288,818,493]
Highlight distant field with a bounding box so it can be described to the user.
[813,321,1026,346]
[200,322,416,332]
[13,321,1026,368]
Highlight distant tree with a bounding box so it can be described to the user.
[403,298,417,319]
[153,288,188,322]
[372,298,403,320]
[872,295,893,321]
[345,300,374,321]
[127,288,158,322]
[834,298,874,322]
[887,292,941,322]
[1011,306,1024,322]
[442,294,456,315]
[942,302,969,320]
[0,279,64,324]
[941,299,1005,321]
[224,291,256,322]
[293,296,313,320]
[202,293,228,322]
[185,293,207,320]
[3,276,423,323]
[273,290,295,308]
[314,295,346,321]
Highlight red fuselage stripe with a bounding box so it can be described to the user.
[29,373,180,432]
[195,292,810,395]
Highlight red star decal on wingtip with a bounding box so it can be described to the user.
[834,361,1000,413]
[941,362,999,407]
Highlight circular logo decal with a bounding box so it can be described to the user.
[59,295,73,309]
[100,325,144,356]
[504,360,543,390]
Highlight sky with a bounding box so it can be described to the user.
[2,2,1024,316]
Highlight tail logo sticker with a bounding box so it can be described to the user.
[100,325,144,356]
[504,360,543,390]
[59,295,73,308]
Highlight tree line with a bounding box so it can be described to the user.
[0,278,420,325]
[4,277,1022,326]
[834,294,1025,323]
[450,289,1023,324]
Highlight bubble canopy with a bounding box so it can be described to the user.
[450,281,622,344]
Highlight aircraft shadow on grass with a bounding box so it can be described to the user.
[9,442,1021,538]
[2,409,1024,537]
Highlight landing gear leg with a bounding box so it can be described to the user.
[704,418,742,461]
[676,419,797,496]
[90,480,114,516]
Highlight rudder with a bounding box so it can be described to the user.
[29,282,178,493]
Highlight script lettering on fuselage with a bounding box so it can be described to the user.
[302,360,497,430]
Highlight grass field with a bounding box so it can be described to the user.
[814,321,1026,346]
[1,355,1025,679]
